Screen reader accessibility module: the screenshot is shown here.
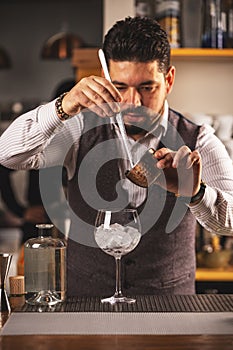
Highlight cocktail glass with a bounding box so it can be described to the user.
[94,208,141,304]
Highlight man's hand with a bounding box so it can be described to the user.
[153,145,202,198]
[62,76,122,118]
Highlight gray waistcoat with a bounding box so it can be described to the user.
[67,109,200,296]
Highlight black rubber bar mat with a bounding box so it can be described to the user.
[15,294,233,313]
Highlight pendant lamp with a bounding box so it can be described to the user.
[41,25,84,60]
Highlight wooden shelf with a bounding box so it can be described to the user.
[72,48,233,67]
[71,47,233,80]
[171,48,233,61]
[196,267,233,281]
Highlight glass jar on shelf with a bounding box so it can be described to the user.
[201,0,224,48]
[154,0,182,48]
[135,0,153,17]
[224,0,233,47]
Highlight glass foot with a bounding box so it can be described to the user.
[26,290,61,306]
[101,295,136,304]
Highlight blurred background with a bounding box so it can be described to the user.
[0,0,233,294]
[0,0,102,110]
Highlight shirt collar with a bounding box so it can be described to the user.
[159,99,168,136]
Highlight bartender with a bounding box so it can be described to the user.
[0,16,233,297]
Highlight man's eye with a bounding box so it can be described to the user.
[115,86,127,91]
[139,86,154,92]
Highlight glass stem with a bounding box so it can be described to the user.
[114,257,123,298]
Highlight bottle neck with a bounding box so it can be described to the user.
[36,224,54,238]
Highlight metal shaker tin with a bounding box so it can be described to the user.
[125,148,161,188]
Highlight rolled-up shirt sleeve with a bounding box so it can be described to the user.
[1,105,233,235]
[190,124,233,236]
[0,100,83,180]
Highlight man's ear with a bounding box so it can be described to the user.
[165,66,176,94]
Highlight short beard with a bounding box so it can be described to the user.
[121,106,160,136]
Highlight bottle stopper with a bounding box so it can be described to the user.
[9,275,25,295]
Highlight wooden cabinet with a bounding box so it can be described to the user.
[72,48,100,81]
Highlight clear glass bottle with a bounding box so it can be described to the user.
[154,0,182,48]
[216,0,224,48]
[201,0,224,48]
[135,0,153,18]
[225,0,233,47]
[24,224,66,306]
[221,0,229,47]
[229,1,233,47]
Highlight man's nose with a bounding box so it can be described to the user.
[123,87,141,106]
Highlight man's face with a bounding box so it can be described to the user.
[109,60,175,137]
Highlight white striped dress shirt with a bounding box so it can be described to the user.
[0,99,233,236]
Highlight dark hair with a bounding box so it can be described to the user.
[103,16,170,73]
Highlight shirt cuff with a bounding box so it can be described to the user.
[189,185,217,220]
[38,100,64,138]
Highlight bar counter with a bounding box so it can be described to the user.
[1,294,233,350]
